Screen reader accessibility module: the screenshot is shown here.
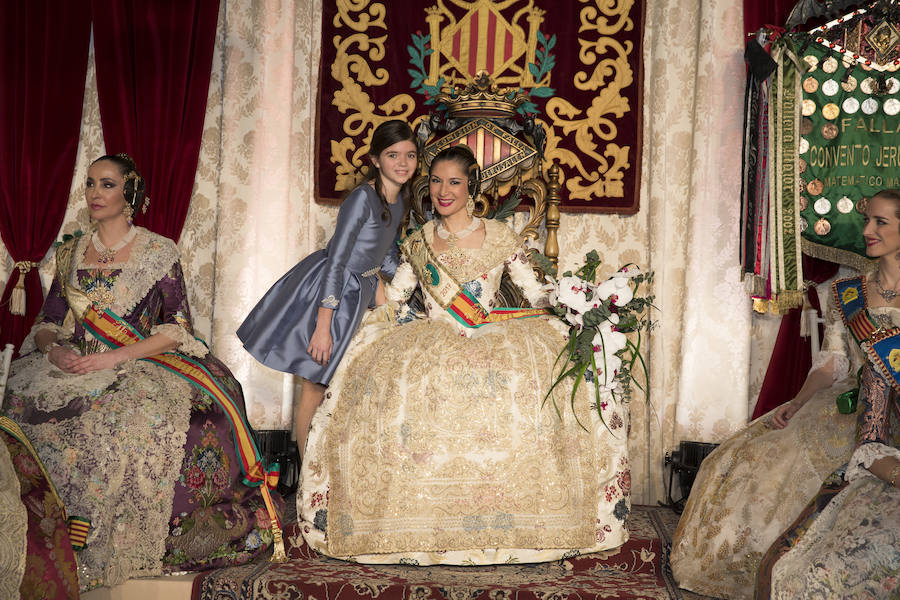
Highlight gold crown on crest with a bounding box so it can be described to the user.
[436,71,531,119]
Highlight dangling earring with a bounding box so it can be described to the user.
[123,204,134,225]
[466,195,475,217]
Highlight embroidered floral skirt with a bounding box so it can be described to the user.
[670,388,857,600]
[299,313,630,564]
[3,352,282,592]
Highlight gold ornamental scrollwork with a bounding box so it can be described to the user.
[543,0,635,201]
[331,0,417,192]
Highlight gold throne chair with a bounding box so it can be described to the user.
[410,72,562,306]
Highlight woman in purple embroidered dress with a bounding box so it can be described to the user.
[2,154,281,593]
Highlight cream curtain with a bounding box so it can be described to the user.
[0,0,768,503]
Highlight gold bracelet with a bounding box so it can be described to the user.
[890,464,900,488]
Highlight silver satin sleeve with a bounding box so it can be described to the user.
[318,186,373,309]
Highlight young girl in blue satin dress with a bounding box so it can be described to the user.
[237,120,417,456]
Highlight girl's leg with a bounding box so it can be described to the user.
[295,379,325,460]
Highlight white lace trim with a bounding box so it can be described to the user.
[20,322,72,356]
[150,323,209,358]
[809,350,848,383]
[845,443,900,483]
[72,227,181,317]
[505,248,549,307]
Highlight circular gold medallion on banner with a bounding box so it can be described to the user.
[822,56,839,73]
[804,55,819,71]
[802,99,817,116]
[800,218,809,233]
[822,103,840,120]
[803,77,820,93]
[799,138,810,154]
[821,122,839,139]
[889,77,900,93]
[841,75,858,92]
[800,118,814,135]
[857,197,869,214]
[862,98,879,114]
[822,79,840,96]
[798,157,808,173]
[807,178,825,195]
[814,197,832,214]
[885,98,900,116]
[814,218,832,236]
[799,195,809,210]
[837,196,854,213]
[843,97,860,114]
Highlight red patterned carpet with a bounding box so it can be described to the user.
[192,505,706,600]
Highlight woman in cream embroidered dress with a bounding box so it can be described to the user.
[669,279,858,598]
[670,192,900,599]
[298,146,630,564]
[756,190,900,599]
[3,155,280,592]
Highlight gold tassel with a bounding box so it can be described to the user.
[10,270,25,316]
[270,523,288,563]
[259,479,288,563]
[9,261,35,316]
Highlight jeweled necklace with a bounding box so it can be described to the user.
[875,271,900,302]
[436,217,481,247]
[92,226,137,264]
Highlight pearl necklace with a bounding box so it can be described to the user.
[875,271,900,302]
[92,226,137,264]
[436,217,481,247]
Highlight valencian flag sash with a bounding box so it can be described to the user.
[80,305,287,561]
[834,276,900,395]
[402,230,547,328]
[0,416,91,550]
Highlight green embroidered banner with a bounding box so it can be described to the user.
[795,19,900,270]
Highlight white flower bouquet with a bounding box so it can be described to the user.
[534,250,655,431]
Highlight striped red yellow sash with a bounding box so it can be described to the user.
[81,306,283,535]
[448,288,547,328]
[833,276,900,393]
[833,276,880,345]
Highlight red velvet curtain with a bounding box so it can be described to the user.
[751,256,839,419]
[743,1,797,34]
[92,0,219,242]
[0,0,92,351]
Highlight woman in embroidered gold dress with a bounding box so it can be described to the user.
[671,190,900,599]
[2,154,282,593]
[297,145,631,564]
[755,191,900,599]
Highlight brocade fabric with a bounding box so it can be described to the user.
[298,219,631,564]
[3,228,281,592]
[762,349,900,599]
[669,278,876,599]
[1,428,80,599]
